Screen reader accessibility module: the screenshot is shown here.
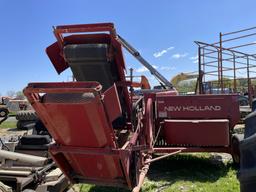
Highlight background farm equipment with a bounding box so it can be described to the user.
[15,110,39,130]
[0,97,32,118]
[0,97,11,118]
[0,118,69,192]
[23,23,243,191]
[0,95,40,130]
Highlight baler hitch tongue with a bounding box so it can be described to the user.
[132,156,151,192]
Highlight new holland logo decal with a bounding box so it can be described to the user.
[164,105,222,112]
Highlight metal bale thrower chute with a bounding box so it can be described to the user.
[24,23,241,191]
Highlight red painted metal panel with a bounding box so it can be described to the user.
[40,102,112,147]
[49,148,128,187]
[24,82,131,188]
[153,147,231,153]
[163,119,230,146]
[63,154,124,180]
[156,94,240,128]
[55,23,116,36]
[46,42,68,74]
[103,84,122,122]
[25,82,116,147]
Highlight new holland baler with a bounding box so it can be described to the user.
[24,23,241,191]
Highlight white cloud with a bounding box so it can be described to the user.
[172,53,188,59]
[153,46,174,58]
[135,65,158,73]
[136,66,148,73]
[190,55,198,60]
[159,66,176,71]
[189,55,198,64]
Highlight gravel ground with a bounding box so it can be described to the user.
[0,116,32,146]
[0,128,29,146]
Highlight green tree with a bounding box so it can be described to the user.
[16,91,25,100]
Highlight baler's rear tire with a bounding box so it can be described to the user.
[239,112,256,192]
[231,134,243,166]
[131,151,140,188]
[0,108,8,118]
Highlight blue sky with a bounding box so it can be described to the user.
[0,0,255,94]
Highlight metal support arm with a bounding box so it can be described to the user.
[116,35,173,89]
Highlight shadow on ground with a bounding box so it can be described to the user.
[147,154,232,183]
[7,127,32,132]
[87,154,235,192]
[7,128,19,132]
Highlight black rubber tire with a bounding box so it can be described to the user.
[19,135,51,145]
[252,98,256,112]
[239,111,256,192]
[0,108,8,118]
[231,134,243,166]
[16,120,35,130]
[35,120,49,135]
[16,110,38,121]
[16,120,22,129]
[239,134,256,192]
[244,111,256,138]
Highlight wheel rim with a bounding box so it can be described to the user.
[0,111,6,117]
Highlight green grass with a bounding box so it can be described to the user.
[72,153,239,192]
[0,121,16,129]
[8,112,17,116]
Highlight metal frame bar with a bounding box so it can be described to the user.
[195,26,256,103]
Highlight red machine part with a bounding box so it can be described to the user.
[24,82,138,188]
[156,94,240,128]
[46,23,131,118]
[24,81,155,190]
[46,23,119,75]
[145,98,154,150]
[24,23,242,191]
[163,119,230,146]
